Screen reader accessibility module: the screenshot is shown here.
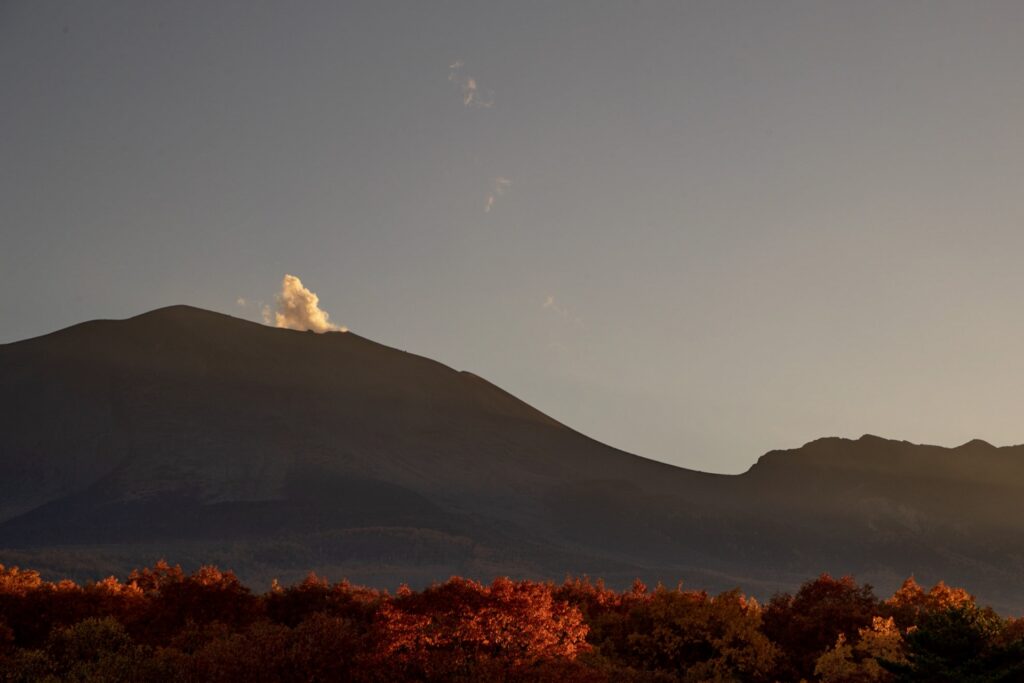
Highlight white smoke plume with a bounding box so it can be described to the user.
[484,176,511,213]
[266,274,347,333]
[449,60,494,108]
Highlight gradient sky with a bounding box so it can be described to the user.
[4,1,1024,473]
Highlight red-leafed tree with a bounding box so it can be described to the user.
[763,573,879,681]
[0,569,88,648]
[0,565,47,647]
[288,611,368,681]
[131,564,260,643]
[263,572,383,627]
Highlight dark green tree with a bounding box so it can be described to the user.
[883,605,1024,682]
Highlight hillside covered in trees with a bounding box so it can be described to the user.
[2,562,1024,682]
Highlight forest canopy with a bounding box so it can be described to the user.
[1,563,1023,682]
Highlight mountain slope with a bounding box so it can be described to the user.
[3,307,1024,611]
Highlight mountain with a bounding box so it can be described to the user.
[3,306,1024,612]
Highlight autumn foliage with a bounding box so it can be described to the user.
[2,563,1024,681]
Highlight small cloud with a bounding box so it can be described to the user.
[542,294,566,316]
[542,294,584,326]
[237,296,271,319]
[542,296,584,358]
[484,176,511,213]
[449,60,494,108]
[267,274,347,333]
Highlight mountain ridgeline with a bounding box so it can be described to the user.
[3,306,1024,611]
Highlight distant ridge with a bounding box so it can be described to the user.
[957,438,998,450]
[4,307,1024,612]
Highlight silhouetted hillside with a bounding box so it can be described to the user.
[3,307,1024,611]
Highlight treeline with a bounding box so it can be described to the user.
[2,562,1024,682]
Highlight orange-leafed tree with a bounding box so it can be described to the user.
[369,576,589,681]
[81,576,146,627]
[883,576,974,629]
[0,565,43,597]
[127,559,185,593]
[814,615,909,682]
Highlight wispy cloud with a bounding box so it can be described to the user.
[484,176,512,213]
[265,274,347,333]
[542,294,584,326]
[542,295,563,314]
[449,60,494,108]
[236,296,269,318]
[542,295,585,359]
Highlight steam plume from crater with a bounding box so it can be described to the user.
[264,274,346,333]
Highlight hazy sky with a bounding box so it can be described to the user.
[4,1,1024,473]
